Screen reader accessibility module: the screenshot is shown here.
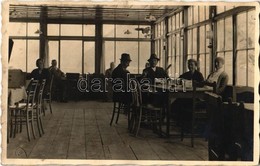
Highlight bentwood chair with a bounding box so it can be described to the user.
[34,80,46,137]
[205,92,224,160]
[43,75,53,115]
[9,79,38,141]
[130,81,163,137]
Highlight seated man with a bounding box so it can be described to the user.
[204,57,228,96]
[142,54,168,105]
[171,59,204,125]
[112,53,132,104]
[142,53,168,84]
[49,59,67,102]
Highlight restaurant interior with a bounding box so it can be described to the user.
[4,2,258,164]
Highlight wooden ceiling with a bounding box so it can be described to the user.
[10,4,179,24]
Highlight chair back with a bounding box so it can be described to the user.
[131,81,142,107]
[26,79,38,108]
[205,92,223,134]
[235,86,254,103]
[37,80,46,107]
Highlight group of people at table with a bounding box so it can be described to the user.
[107,53,228,125]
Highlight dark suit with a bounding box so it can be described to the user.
[172,70,205,124]
[180,70,204,82]
[112,64,131,104]
[142,67,168,84]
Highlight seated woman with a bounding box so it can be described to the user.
[204,57,229,96]
[171,59,204,127]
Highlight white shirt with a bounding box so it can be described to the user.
[207,67,224,83]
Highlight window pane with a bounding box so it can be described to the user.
[224,52,232,84]
[199,54,206,78]
[48,41,59,67]
[237,12,247,49]
[236,50,246,86]
[116,25,138,38]
[248,50,254,87]
[206,24,211,53]
[9,40,26,71]
[217,52,224,59]
[205,53,210,77]
[172,16,176,31]
[104,41,115,72]
[83,25,95,36]
[176,56,180,77]
[205,6,209,20]
[248,10,255,48]
[176,13,180,29]
[168,17,172,32]
[84,42,95,74]
[188,30,192,54]
[103,24,115,37]
[9,23,26,36]
[28,23,39,36]
[193,28,197,54]
[116,41,138,73]
[60,40,82,73]
[199,26,205,53]
[180,12,183,27]
[160,22,164,36]
[48,24,59,36]
[139,42,151,73]
[176,34,180,56]
[194,6,198,24]
[217,19,224,51]
[217,6,225,14]
[199,6,205,22]
[225,17,233,50]
[188,7,193,26]
[27,40,39,72]
[61,24,82,36]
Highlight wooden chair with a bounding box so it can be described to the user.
[109,101,128,126]
[43,75,53,115]
[180,83,208,147]
[234,86,254,103]
[205,92,224,160]
[34,80,46,137]
[9,80,38,141]
[221,99,244,160]
[130,81,163,137]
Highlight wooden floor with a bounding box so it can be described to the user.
[7,101,208,160]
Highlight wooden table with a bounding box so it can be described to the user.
[8,86,27,106]
[152,84,213,138]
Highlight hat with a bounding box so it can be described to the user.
[120,53,132,62]
[148,53,160,61]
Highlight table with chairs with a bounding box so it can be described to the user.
[8,79,51,142]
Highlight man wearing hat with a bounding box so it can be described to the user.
[142,53,168,84]
[112,53,132,103]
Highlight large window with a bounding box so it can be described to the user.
[236,10,255,87]
[60,40,82,73]
[103,24,151,74]
[216,17,233,84]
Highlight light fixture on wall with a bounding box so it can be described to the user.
[35,29,43,34]
[124,29,131,35]
[145,13,156,22]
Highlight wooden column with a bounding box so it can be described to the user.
[210,6,217,73]
[95,8,103,74]
[165,17,169,68]
[183,7,188,72]
[232,15,237,85]
[151,23,156,54]
[39,7,47,65]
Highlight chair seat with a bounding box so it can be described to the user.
[9,102,36,110]
[142,104,162,111]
